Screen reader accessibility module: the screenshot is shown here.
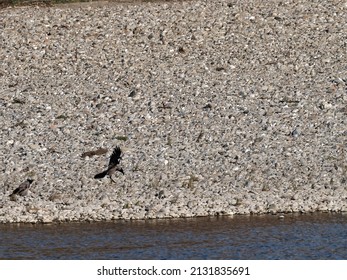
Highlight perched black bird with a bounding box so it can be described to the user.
[94,146,124,183]
[10,179,34,197]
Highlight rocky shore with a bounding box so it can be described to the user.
[1,0,347,223]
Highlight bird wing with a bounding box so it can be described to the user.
[12,187,21,195]
[11,181,29,195]
[108,146,122,167]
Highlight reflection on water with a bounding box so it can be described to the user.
[0,213,346,259]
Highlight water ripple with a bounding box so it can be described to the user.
[0,213,346,259]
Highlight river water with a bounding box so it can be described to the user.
[1,213,346,259]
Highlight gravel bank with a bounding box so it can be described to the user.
[1,0,347,223]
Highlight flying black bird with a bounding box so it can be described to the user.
[9,179,34,197]
[94,146,124,183]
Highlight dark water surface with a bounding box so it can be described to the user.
[1,213,346,259]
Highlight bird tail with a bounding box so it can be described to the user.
[94,170,108,179]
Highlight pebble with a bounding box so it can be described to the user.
[0,0,347,223]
